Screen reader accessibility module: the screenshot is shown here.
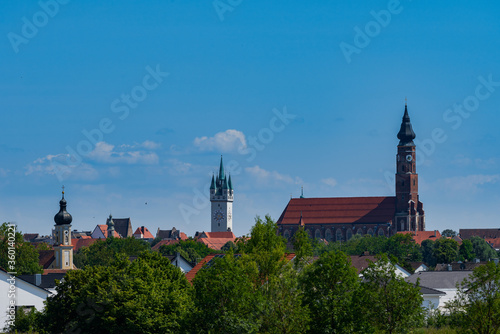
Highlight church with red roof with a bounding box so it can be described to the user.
[277,103,425,241]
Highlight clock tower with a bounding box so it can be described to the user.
[395,103,425,232]
[210,156,234,232]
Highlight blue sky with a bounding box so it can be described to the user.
[1,0,499,237]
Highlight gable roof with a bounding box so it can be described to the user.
[38,250,55,269]
[397,230,442,245]
[71,238,98,251]
[0,267,51,294]
[419,285,446,296]
[95,224,121,238]
[349,254,378,274]
[277,196,396,225]
[23,233,39,242]
[460,228,500,249]
[406,271,474,289]
[133,226,154,239]
[18,272,67,289]
[106,217,133,238]
[197,237,236,250]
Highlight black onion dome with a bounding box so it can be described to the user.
[397,104,416,146]
[54,192,72,225]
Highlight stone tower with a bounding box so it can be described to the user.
[53,188,74,269]
[210,156,233,232]
[395,103,425,232]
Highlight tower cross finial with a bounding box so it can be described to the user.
[405,97,407,106]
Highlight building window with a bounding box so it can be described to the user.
[315,229,321,239]
[325,229,333,241]
[346,229,353,240]
[336,229,343,242]
[283,230,290,240]
[378,229,385,237]
[367,228,374,236]
[402,181,405,187]
[357,229,363,235]
[402,195,405,200]
[413,179,416,186]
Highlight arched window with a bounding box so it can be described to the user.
[315,229,321,239]
[346,229,353,240]
[325,229,333,241]
[400,219,405,231]
[336,229,343,242]
[378,229,385,237]
[357,229,363,235]
[283,230,291,240]
[367,228,374,236]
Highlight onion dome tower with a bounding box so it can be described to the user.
[53,187,74,269]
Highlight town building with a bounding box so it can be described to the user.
[210,156,234,232]
[277,103,425,241]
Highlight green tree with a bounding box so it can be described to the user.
[300,250,366,333]
[421,239,436,267]
[447,261,500,334]
[292,226,313,269]
[0,222,42,275]
[442,229,458,237]
[361,255,424,333]
[220,240,237,252]
[37,251,193,334]
[470,236,498,261]
[433,238,459,264]
[74,236,150,268]
[158,239,216,264]
[458,239,474,262]
[192,252,262,333]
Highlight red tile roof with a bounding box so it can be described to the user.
[277,196,396,225]
[71,238,98,251]
[38,250,55,269]
[179,232,188,240]
[43,269,73,274]
[460,229,500,249]
[397,231,441,245]
[203,232,236,239]
[151,239,180,251]
[186,254,218,282]
[133,226,155,239]
[97,225,121,238]
[197,238,236,250]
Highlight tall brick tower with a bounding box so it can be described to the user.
[394,102,425,232]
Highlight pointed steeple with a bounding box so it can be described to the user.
[397,101,416,146]
[300,186,305,199]
[54,187,72,225]
[223,175,229,189]
[210,174,216,190]
[218,155,225,181]
[228,174,233,190]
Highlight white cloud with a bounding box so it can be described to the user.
[88,142,159,165]
[321,178,337,187]
[25,154,98,180]
[245,165,303,185]
[436,174,500,193]
[120,140,162,150]
[167,159,193,175]
[194,129,247,152]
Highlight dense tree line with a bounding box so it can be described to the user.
[5,219,500,333]
[8,216,426,334]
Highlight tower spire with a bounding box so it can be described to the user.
[397,102,416,146]
[218,155,225,180]
[210,174,216,190]
[54,187,72,225]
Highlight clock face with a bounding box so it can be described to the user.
[213,210,225,222]
[406,154,413,162]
